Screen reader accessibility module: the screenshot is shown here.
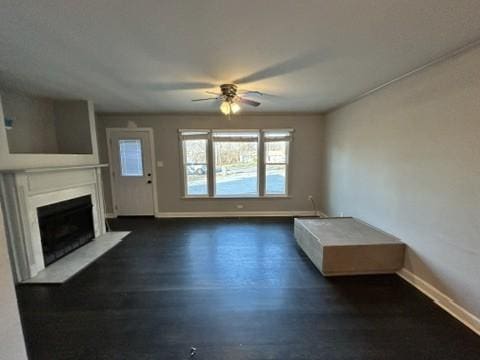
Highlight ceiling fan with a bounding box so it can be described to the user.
[144,51,326,115]
[192,83,262,115]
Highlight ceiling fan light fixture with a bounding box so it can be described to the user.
[220,101,231,115]
[193,84,261,115]
[231,102,241,114]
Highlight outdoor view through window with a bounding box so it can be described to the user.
[183,138,208,195]
[180,129,291,197]
[265,140,288,194]
[213,131,259,196]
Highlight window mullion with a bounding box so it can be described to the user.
[207,131,215,197]
[259,132,265,197]
[285,140,291,196]
[179,137,187,196]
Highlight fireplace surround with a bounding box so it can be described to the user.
[0,164,107,281]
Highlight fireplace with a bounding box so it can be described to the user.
[37,195,95,266]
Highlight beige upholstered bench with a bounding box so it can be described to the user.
[294,217,405,276]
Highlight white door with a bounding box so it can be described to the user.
[109,129,155,216]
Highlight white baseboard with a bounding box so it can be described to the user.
[397,268,480,335]
[107,210,324,219]
[317,211,328,218]
[155,210,320,218]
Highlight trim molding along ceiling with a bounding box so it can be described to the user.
[329,37,480,113]
[397,268,480,336]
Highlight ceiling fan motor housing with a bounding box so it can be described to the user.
[220,84,238,101]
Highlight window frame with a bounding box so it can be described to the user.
[179,128,293,199]
[179,130,211,198]
[263,131,291,197]
[212,130,260,198]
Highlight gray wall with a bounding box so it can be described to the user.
[96,114,324,214]
[0,205,28,360]
[54,100,93,154]
[0,89,94,155]
[1,89,58,154]
[322,46,480,317]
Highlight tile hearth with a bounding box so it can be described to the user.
[23,231,129,284]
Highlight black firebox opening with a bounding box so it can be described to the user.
[37,195,95,266]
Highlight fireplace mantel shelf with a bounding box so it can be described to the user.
[0,163,108,173]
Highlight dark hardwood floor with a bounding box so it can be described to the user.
[17,217,480,359]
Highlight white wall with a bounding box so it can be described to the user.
[0,205,28,360]
[323,45,480,318]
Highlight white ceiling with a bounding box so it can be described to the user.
[1,0,480,113]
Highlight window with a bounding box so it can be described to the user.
[181,131,209,196]
[264,130,290,195]
[179,129,293,198]
[119,139,143,176]
[213,131,259,197]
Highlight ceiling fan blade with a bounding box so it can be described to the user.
[236,97,261,107]
[206,91,221,96]
[238,90,280,99]
[146,81,217,91]
[239,90,264,96]
[192,97,219,102]
[233,51,324,84]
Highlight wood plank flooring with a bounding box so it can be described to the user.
[16,217,480,359]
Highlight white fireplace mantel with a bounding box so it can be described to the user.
[0,164,108,281]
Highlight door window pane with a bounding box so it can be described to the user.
[183,139,208,196]
[266,164,286,194]
[119,139,143,176]
[214,141,258,196]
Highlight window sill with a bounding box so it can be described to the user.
[181,195,291,200]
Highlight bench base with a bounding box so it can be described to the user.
[295,217,405,277]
